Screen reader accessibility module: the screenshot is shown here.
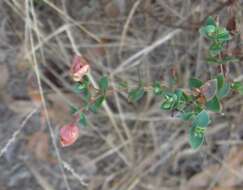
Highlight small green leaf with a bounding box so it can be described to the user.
[90,96,105,113]
[217,82,230,99]
[189,78,203,89]
[98,76,109,94]
[205,16,217,27]
[231,81,243,95]
[189,126,205,149]
[216,74,230,98]
[206,96,221,112]
[206,55,220,65]
[79,112,87,126]
[200,25,216,39]
[74,83,86,93]
[193,110,209,127]
[215,27,231,42]
[194,104,203,113]
[128,88,145,102]
[81,88,91,102]
[69,105,79,114]
[160,93,177,110]
[216,74,224,91]
[153,81,163,96]
[209,42,223,56]
[82,75,90,86]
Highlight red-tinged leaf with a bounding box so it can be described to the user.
[200,79,217,101]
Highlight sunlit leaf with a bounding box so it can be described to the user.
[200,25,216,39]
[231,81,243,95]
[189,126,205,149]
[153,81,163,96]
[160,93,177,110]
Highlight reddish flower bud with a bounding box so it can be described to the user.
[70,55,90,82]
[60,123,80,147]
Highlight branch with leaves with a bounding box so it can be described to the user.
[60,17,243,149]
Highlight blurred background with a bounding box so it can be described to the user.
[0,0,243,189]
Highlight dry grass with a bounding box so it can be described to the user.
[0,0,243,190]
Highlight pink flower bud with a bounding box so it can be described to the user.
[60,124,80,147]
[70,55,90,82]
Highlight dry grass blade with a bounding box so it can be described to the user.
[0,108,38,158]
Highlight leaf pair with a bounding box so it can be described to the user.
[200,17,231,42]
[189,110,209,149]
[160,90,187,111]
[69,106,87,127]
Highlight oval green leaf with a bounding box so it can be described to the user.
[189,126,205,149]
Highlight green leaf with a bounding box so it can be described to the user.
[200,25,216,39]
[79,112,87,126]
[189,126,205,149]
[74,83,86,93]
[128,88,145,102]
[194,104,203,113]
[81,88,91,102]
[216,74,230,98]
[173,89,187,110]
[98,76,109,94]
[231,81,243,95]
[153,81,163,96]
[90,96,105,113]
[193,110,209,127]
[82,75,90,86]
[206,96,221,112]
[69,105,79,114]
[189,78,203,89]
[217,82,230,98]
[209,42,223,56]
[216,74,224,91]
[160,93,177,110]
[215,27,231,42]
[206,55,220,65]
[205,16,217,27]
